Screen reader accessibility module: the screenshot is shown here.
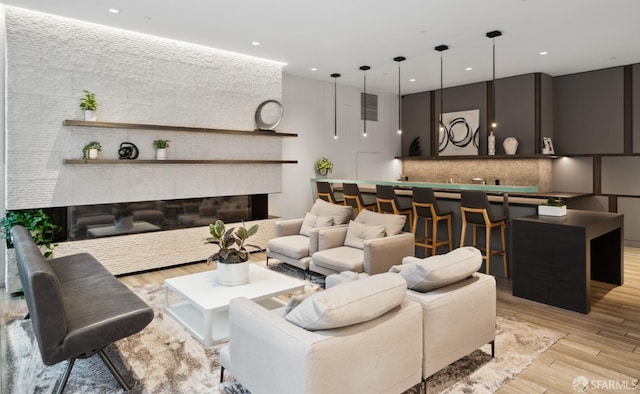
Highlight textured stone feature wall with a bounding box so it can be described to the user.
[402,158,552,192]
[3,7,285,285]
[5,7,284,209]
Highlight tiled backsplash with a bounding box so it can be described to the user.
[402,158,552,192]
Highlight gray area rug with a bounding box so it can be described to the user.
[4,269,564,393]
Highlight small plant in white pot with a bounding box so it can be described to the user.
[538,197,567,217]
[83,141,102,160]
[153,139,170,160]
[206,220,260,286]
[314,157,334,177]
[79,90,98,121]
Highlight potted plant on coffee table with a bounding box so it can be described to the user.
[153,139,170,160]
[79,90,98,121]
[538,197,567,217]
[83,141,102,160]
[206,219,260,286]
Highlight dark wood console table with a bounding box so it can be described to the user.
[511,210,623,314]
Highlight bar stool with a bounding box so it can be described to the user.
[316,181,342,204]
[342,183,377,213]
[460,190,508,277]
[375,184,413,226]
[411,187,453,256]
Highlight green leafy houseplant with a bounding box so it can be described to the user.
[79,90,98,111]
[315,157,334,176]
[83,141,102,159]
[206,220,260,264]
[1,209,61,259]
[153,139,170,149]
[541,197,565,207]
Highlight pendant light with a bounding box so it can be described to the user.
[330,73,341,139]
[486,30,502,131]
[360,65,370,137]
[394,56,406,134]
[435,45,449,133]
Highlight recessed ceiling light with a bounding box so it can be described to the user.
[465,67,472,71]
[539,51,548,55]
[310,68,317,71]
[251,41,260,46]
[409,78,416,82]
[109,8,120,14]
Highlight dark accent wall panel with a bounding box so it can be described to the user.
[401,92,430,157]
[540,73,554,146]
[633,64,640,153]
[553,67,624,155]
[434,82,487,154]
[495,74,535,154]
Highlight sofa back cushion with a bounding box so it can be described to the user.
[354,209,405,236]
[285,272,406,330]
[392,247,482,292]
[299,212,335,237]
[344,220,386,249]
[309,199,352,225]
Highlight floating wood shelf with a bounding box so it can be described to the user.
[396,154,561,160]
[64,159,298,165]
[63,119,298,138]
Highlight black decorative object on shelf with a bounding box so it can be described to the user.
[118,142,139,160]
[409,137,422,156]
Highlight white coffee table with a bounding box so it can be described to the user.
[164,263,305,346]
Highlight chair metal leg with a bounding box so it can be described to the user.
[98,348,132,391]
[55,358,76,394]
[220,366,225,383]
[491,340,495,357]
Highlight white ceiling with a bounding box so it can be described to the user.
[4,0,640,94]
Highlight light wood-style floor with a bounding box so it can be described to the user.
[2,250,639,393]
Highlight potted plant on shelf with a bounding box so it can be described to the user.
[153,139,170,160]
[315,157,334,177]
[206,219,260,286]
[538,197,567,217]
[79,90,98,121]
[83,141,102,160]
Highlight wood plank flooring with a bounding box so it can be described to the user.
[2,249,639,393]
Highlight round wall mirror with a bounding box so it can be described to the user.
[255,100,283,131]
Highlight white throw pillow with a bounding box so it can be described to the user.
[285,272,407,330]
[354,209,406,236]
[344,220,386,249]
[396,247,482,292]
[299,212,334,237]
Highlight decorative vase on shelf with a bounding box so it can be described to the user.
[84,110,96,121]
[503,137,519,155]
[488,131,496,155]
[156,148,167,160]
[88,148,99,159]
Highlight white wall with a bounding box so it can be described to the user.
[270,74,403,219]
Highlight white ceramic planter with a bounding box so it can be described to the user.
[156,148,167,160]
[84,110,96,121]
[538,205,567,217]
[88,148,99,159]
[216,261,250,286]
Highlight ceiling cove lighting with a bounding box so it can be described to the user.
[331,73,341,139]
[394,56,406,135]
[435,45,449,133]
[360,65,370,137]
[486,30,502,131]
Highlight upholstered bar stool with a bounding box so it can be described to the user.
[411,187,453,256]
[342,183,377,213]
[460,190,508,277]
[316,181,342,204]
[376,184,413,228]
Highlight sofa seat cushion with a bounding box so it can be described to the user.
[392,246,482,292]
[344,220,386,249]
[312,246,364,273]
[309,199,352,225]
[354,209,405,236]
[285,272,407,330]
[299,212,334,237]
[268,235,310,259]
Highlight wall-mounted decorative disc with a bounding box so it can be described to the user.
[255,100,283,131]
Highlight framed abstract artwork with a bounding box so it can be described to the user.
[438,109,480,156]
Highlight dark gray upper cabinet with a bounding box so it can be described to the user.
[554,67,624,155]
[633,64,640,153]
[401,92,431,157]
[495,74,536,155]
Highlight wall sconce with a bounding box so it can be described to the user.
[394,56,406,135]
[331,73,341,139]
[360,65,370,137]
